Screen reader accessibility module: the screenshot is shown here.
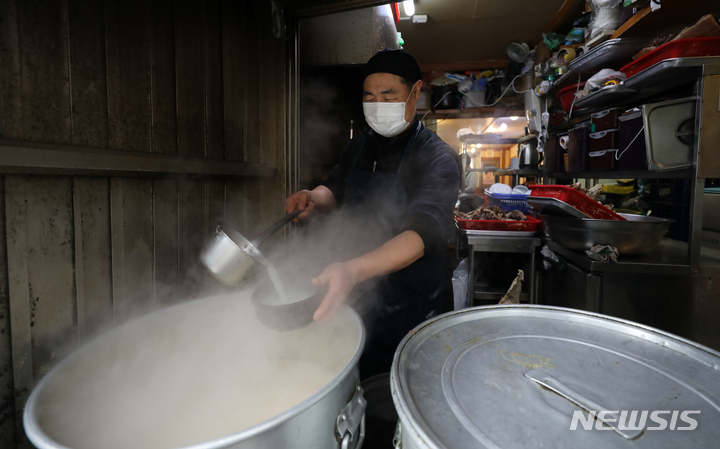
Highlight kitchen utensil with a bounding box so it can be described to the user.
[200,210,301,286]
[526,196,590,218]
[391,305,720,449]
[24,293,366,449]
[251,279,327,331]
[518,139,539,168]
[541,213,671,254]
[488,183,512,194]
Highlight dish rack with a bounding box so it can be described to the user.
[456,216,541,232]
[528,185,626,220]
[620,37,720,78]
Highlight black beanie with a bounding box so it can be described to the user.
[363,49,422,83]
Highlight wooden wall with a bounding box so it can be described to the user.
[0,0,290,446]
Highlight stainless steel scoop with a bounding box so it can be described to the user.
[199,210,300,286]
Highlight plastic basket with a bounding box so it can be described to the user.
[528,185,626,221]
[556,82,586,113]
[485,191,529,214]
[620,37,720,78]
[456,216,541,232]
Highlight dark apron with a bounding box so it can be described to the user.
[344,123,446,378]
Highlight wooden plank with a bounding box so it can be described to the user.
[67,0,109,148]
[0,176,17,448]
[204,0,225,160]
[245,180,264,240]
[542,0,580,35]
[17,0,72,144]
[222,0,247,162]
[149,0,178,155]
[419,59,508,72]
[22,177,77,379]
[152,179,179,306]
[174,0,206,158]
[178,180,207,299]
[207,181,226,238]
[245,0,262,165]
[109,178,125,319]
[105,0,152,152]
[4,176,33,449]
[611,6,652,39]
[72,178,113,340]
[225,181,247,233]
[0,0,23,140]
[119,179,155,319]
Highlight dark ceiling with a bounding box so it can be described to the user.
[396,0,567,65]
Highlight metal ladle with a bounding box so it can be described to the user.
[199,210,301,286]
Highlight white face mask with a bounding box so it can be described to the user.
[363,87,415,138]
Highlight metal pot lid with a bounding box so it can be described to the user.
[391,305,720,449]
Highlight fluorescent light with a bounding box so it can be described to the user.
[499,123,508,132]
[510,116,519,121]
[403,0,415,16]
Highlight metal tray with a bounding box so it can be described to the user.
[526,196,589,218]
[574,84,635,110]
[551,39,649,93]
[464,229,536,237]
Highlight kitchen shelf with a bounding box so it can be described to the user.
[573,56,719,110]
[420,97,525,120]
[549,38,649,95]
[495,168,542,177]
[545,238,693,276]
[546,168,695,180]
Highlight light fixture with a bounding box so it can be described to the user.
[403,0,415,16]
[470,147,476,153]
[499,123,508,132]
[510,116,519,121]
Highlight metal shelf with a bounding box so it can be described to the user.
[549,38,650,96]
[546,168,694,179]
[545,238,692,276]
[573,57,719,111]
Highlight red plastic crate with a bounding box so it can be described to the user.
[528,185,626,221]
[456,216,541,232]
[620,37,720,78]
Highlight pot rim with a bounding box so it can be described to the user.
[23,296,366,449]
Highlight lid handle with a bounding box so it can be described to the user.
[524,369,644,440]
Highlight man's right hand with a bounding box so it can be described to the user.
[286,190,315,222]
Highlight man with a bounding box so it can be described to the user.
[286,49,459,377]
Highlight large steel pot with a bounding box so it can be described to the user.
[391,305,720,449]
[24,291,366,449]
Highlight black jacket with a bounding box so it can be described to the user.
[321,117,460,254]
